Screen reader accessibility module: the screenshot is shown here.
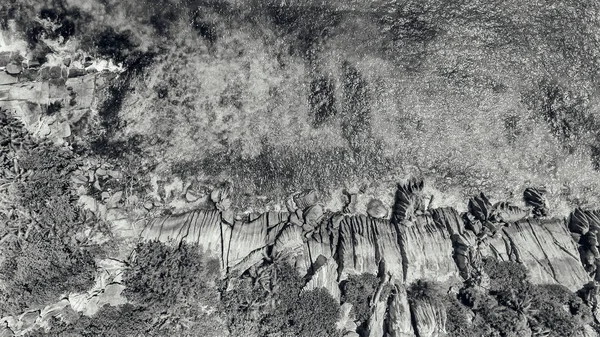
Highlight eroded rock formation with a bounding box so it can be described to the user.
[131,182,593,337]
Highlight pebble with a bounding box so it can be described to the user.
[304,205,323,225]
[143,202,153,210]
[107,191,123,207]
[185,190,199,202]
[108,170,123,179]
[6,62,22,75]
[96,168,108,176]
[71,175,88,184]
[367,199,388,219]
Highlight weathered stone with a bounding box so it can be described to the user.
[49,66,61,79]
[367,199,388,218]
[304,204,323,225]
[411,298,446,337]
[0,326,14,337]
[400,215,459,284]
[221,209,234,225]
[336,303,355,331]
[0,73,17,85]
[108,170,123,179]
[71,174,88,184]
[338,215,380,276]
[497,219,590,291]
[27,59,41,68]
[343,192,358,214]
[367,299,387,337]
[387,285,416,337]
[468,192,493,222]
[431,207,463,235]
[19,311,39,330]
[5,63,21,75]
[569,208,600,235]
[294,189,319,209]
[392,179,425,225]
[185,190,199,202]
[217,197,232,211]
[106,191,123,208]
[524,187,548,217]
[68,68,86,78]
[303,257,340,301]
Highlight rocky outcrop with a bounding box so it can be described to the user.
[497,219,589,291]
[6,176,595,336]
[410,298,447,337]
[399,215,459,284]
[387,284,416,337]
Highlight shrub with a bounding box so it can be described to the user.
[340,273,379,323]
[220,261,339,337]
[0,240,96,316]
[482,258,529,294]
[123,240,220,307]
[406,279,440,305]
[93,27,138,64]
[289,288,341,337]
[444,294,481,337]
[530,284,592,336]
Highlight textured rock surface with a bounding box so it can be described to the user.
[387,284,416,337]
[498,219,588,291]
[3,177,597,336]
[399,215,459,284]
[411,298,447,337]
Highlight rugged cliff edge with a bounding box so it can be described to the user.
[129,182,595,337]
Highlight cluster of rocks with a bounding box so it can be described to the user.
[0,51,121,85]
[0,49,122,146]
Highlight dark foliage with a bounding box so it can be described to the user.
[289,288,341,337]
[25,304,151,337]
[123,240,220,307]
[340,273,379,323]
[93,27,138,64]
[0,240,96,316]
[220,262,339,337]
[406,279,440,305]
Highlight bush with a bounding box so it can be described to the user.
[220,261,339,337]
[340,273,379,323]
[530,284,592,336]
[123,240,220,307]
[289,288,341,337]
[406,279,440,305]
[0,240,96,316]
[482,258,529,294]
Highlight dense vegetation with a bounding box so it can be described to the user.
[0,109,98,316]
[451,259,593,337]
[220,261,340,337]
